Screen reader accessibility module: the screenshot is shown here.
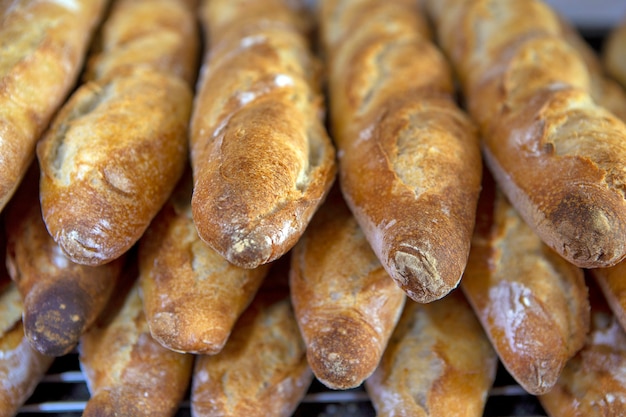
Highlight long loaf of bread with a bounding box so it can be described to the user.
[79,276,194,417]
[0,0,107,213]
[190,0,336,269]
[4,165,123,357]
[461,173,589,395]
[365,290,498,417]
[37,0,199,266]
[139,169,270,354]
[319,0,482,302]
[191,262,313,417]
[425,0,626,269]
[290,187,406,389]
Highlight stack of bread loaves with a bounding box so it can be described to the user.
[2,0,626,416]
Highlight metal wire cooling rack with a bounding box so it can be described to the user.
[17,352,548,417]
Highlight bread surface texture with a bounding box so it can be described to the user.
[290,187,405,389]
[37,0,199,266]
[190,0,336,269]
[191,265,313,417]
[0,0,107,213]
[319,0,482,302]
[539,284,626,416]
[365,290,497,417]
[425,0,626,269]
[79,279,193,417]
[5,166,122,357]
[462,174,589,395]
[558,17,626,121]
[139,169,270,354]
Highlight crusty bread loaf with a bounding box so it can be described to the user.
[37,69,192,266]
[319,0,482,303]
[139,168,270,354]
[4,165,123,357]
[190,0,336,269]
[604,17,626,89]
[425,0,626,269]
[365,290,497,417]
[191,262,312,417]
[0,280,54,417]
[538,280,626,416]
[461,173,589,395]
[83,0,199,85]
[37,0,199,266]
[289,186,405,389]
[0,0,107,213]
[79,277,193,417]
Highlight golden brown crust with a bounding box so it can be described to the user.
[36,0,199,266]
[4,166,123,357]
[558,17,626,121]
[191,265,312,417]
[139,169,270,354]
[319,0,482,303]
[79,279,193,417]
[461,174,589,395]
[0,0,107,213]
[539,283,626,416]
[37,69,192,266]
[0,282,54,417]
[604,18,626,90]
[289,188,405,389]
[84,0,200,84]
[425,0,626,269]
[365,290,497,417]
[190,0,336,269]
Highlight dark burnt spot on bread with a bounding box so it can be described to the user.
[23,281,89,356]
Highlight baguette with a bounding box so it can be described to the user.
[319,0,482,302]
[538,280,626,416]
[461,173,589,395]
[0,0,107,213]
[190,0,336,269]
[365,290,497,417]
[4,165,123,357]
[79,276,193,417]
[289,187,405,389]
[0,280,54,417]
[139,168,270,354]
[37,0,199,266]
[83,0,199,85]
[191,261,312,417]
[425,0,626,269]
[604,17,626,90]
